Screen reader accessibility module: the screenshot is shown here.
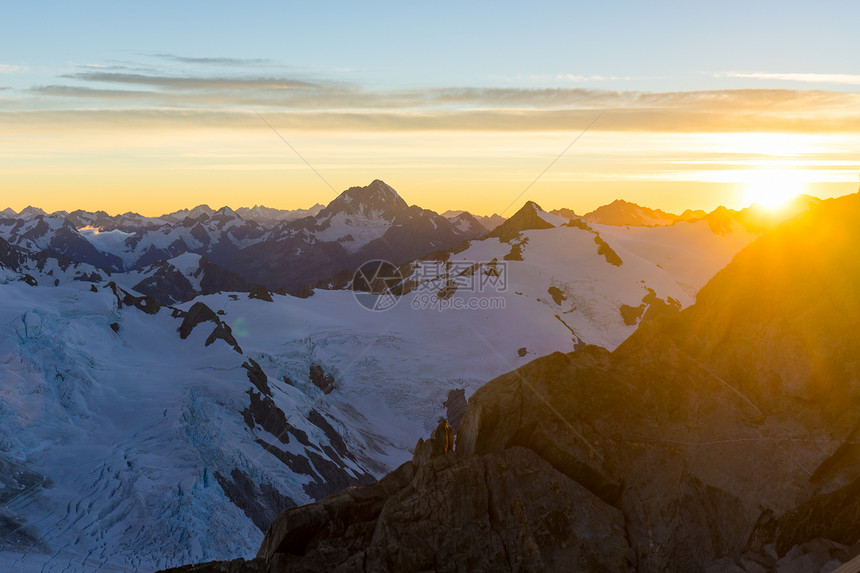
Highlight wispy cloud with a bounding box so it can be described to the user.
[148,53,273,66]
[499,73,635,83]
[716,71,860,86]
[6,99,860,135]
[0,64,27,74]
[13,59,860,135]
[63,71,321,90]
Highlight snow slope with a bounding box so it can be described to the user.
[0,206,759,571]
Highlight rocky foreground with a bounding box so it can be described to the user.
[164,193,860,572]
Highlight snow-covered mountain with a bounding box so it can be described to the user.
[442,210,505,232]
[0,236,108,287]
[117,253,252,305]
[0,194,768,571]
[2,181,486,299]
[234,204,325,227]
[548,207,578,221]
[0,216,125,272]
[583,199,682,226]
[231,180,486,291]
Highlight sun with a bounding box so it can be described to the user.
[743,170,805,210]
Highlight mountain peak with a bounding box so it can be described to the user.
[19,206,47,219]
[585,199,677,227]
[319,180,409,219]
[214,206,238,218]
[485,200,564,241]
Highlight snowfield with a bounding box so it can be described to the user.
[0,214,757,571]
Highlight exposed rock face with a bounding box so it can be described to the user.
[0,237,22,269]
[443,388,467,432]
[105,281,161,315]
[250,422,630,573]
[177,301,220,339]
[133,261,196,304]
[248,285,273,302]
[176,301,242,352]
[213,468,296,533]
[308,363,336,394]
[485,201,556,243]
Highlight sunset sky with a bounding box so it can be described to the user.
[1,0,858,216]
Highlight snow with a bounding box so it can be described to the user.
[534,207,567,227]
[0,216,758,572]
[167,253,204,290]
[78,227,135,259]
[593,220,757,297]
[312,211,391,253]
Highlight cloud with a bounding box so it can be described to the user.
[5,100,860,135]
[148,53,273,66]
[0,64,27,74]
[63,71,322,90]
[15,59,860,135]
[30,84,158,99]
[716,71,860,86]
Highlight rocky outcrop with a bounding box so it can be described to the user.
[443,388,467,432]
[308,363,336,394]
[105,281,161,315]
[249,421,630,573]
[0,237,22,270]
[248,285,273,302]
[177,302,220,339]
[134,262,196,304]
[176,301,242,352]
[485,201,555,243]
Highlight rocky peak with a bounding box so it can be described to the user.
[318,179,409,220]
[583,198,676,226]
[448,211,488,236]
[485,200,559,242]
[18,206,47,220]
[214,206,238,218]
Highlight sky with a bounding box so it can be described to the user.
[1,0,859,216]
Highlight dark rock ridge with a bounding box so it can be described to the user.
[175,301,242,353]
[240,358,374,510]
[132,256,252,305]
[167,192,860,572]
[485,200,555,243]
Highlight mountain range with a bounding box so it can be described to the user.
[0,180,852,571]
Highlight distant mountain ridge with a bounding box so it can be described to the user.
[0,180,489,298]
[0,186,825,304]
[442,210,505,232]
